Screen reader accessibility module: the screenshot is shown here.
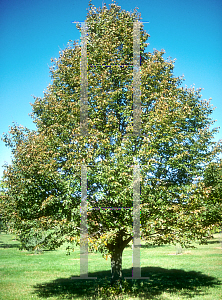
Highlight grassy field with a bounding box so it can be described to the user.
[0,232,221,300]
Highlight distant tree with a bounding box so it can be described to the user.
[0,180,7,232]
[1,1,222,283]
[202,159,222,232]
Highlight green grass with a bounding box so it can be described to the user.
[0,232,221,299]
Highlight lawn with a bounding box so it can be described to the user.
[0,232,221,299]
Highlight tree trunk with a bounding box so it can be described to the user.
[111,247,123,284]
[107,231,133,285]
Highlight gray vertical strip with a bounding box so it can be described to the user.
[80,164,88,278]
[133,21,141,135]
[133,163,141,278]
[80,22,88,136]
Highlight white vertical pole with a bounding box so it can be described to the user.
[133,163,141,278]
[80,164,88,278]
[133,21,141,136]
[80,22,88,136]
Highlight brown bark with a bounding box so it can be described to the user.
[107,231,133,284]
[111,247,123,283]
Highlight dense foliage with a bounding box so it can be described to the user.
[1,1,221,281]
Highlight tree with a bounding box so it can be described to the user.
[0,179,7,232]
[202,159,222,232]
[1,1,222,284]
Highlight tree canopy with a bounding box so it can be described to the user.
[1,1,222,283]
[202,159,222,229]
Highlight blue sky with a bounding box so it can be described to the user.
[0,0,222,178]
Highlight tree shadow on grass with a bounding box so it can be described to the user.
[140,244,168,249]
[205,239,221,245]
[32,266,221,299]
[0,239,20,249]
[126,244,169,249]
